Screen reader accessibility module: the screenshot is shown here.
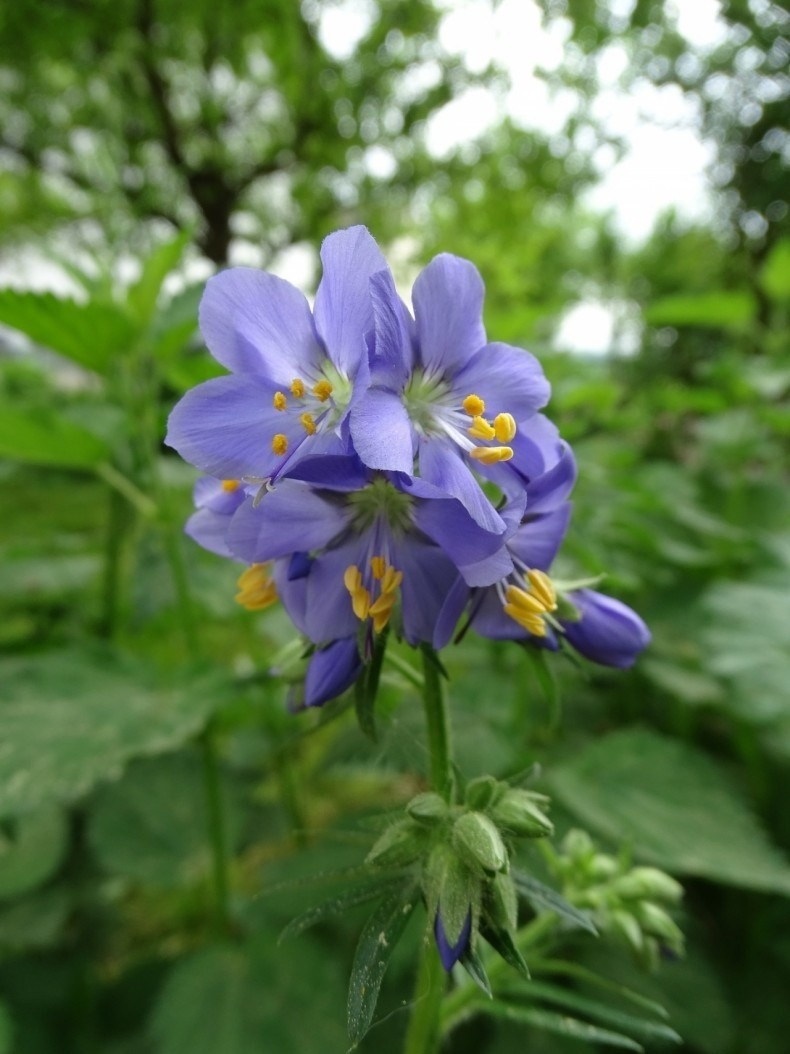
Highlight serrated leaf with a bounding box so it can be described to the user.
[477,1001,644,1050]
[150,935,346,1054]
[279,875,405,942]
[347,884,418,1046]
[0,806,68,899]
[0,289,134,373]
[0,650,226,816]
[512,872,597,934]
[548,728,790,895]
[0,405,110,468]
[88,752,241,888]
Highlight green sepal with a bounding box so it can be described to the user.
[486,871,519,933]
[406,791,448,827]
[460,943,492,998]
[424,844,479,947]
[480,921,530,979]
[489,789,554,838]
[465,775,502,810]
[453,811,509,875]
[366,818,426,868]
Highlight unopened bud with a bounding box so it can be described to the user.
[465,775,501,810]
[487,871,518,932]
[366,819,424,868]
[406,792,448,827]
[610,908,644,955]
[490,790,554,838]
[589,854,619,882]
[635,901,684,950]
[453,811,509,875]
[561,829,594,861]
[612,867,683,904]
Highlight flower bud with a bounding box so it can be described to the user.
[453,811,509,875]
[406,791,448,827]
[610,908,644,955]
[465,775,501,810]
[588,854,619,881]
[612,867,683,904]
[490,790,554,838]
[635,902,685,950]
[366,818,425,868]
[486,871,518,932]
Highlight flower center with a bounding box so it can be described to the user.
[269,364,353,457]
[344,556,403,633]
[402,375,515,464]
[347,477,414,534]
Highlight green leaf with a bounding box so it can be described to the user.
[88,752,241,887]
[532,958,670,1020]
[0,887,71,952]
[477,1001,644,1050]
[0,405,110,468]
[127,230,192,324]
[0,289,135,373]
[760,238,790,301]
[278,875,406,942]
[0,806,68,899]
[0,650,227,816]
[644,291,756,330]
[511,872,598,934]
[0,1001,12,1054]
[548,728,790,894]
[150,935,346,1054]
[347,883,418,1046]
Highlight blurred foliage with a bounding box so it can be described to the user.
[1,0,789,1052]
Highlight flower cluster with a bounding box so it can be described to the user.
[166,226,649,706]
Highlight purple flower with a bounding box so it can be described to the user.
[165,227,388,489]
[434,910,471,972]
[560,590,651,669]
[302,637,363,708]
[349,257,551,532]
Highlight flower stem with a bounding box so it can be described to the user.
[420,645,452,801]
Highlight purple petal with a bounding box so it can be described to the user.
[392,537,460,646]
[434,910,471,972]
[303,539,367,642]
[452,341,550,422]
[199,268,323,380]
[304,638,363,708]
[225,484,350,563]
[509,505,572,572]
[284,454,371,492]
[413,255,486,375]
[350,388,415,473]
[432,575,471,650]
[166,375,304,480]
[313,226,388,376]
[418,441,504,534]
[193,476,248,515]
[562,590,651,668]
[412,493,513,586]
[369,269,414,387]
[185,508,236,558]
[524,443,577,513]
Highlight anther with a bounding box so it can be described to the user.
[272,433,288,456]
[222,479,240,492]
[273,391,288,411]
[312,380,333,402]
[290,378,305,398]
[469,445,514,465]
[505,585,547,615]
[526,569,557,611]
[371,556,386,580]
[343,565,363,593]
[300,412,316,436]
[493,412,517,443]
[468,416,496,441]
[235,564,278,611]
[503,604,547,637]
[463,394,486,417]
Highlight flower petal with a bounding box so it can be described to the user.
[392,537,460,646]
[418,441,504,534]
[412,489,513,586]
[350,388,415,473]
[304,638,363,708]
[369,269,414,387]
[509,505,572,571]
[434,910,471,972]
[562,590,651,668]
[432,575,471,650]
[225,484,350,563]
[452,341,550,422]
[413,254,486,375]
[199,268,323,380]
[313,226,388,376]
[302,539,367,642]
[185,508,236,558]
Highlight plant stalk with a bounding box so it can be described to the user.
[420,645,452,801]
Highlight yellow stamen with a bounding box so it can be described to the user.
[273,391,288,411]
[463,394,486,417]
[312,380,333,402]
[469,445,513,465]
[351,587,372,621]
[222,479,240,492]
[300,412,316,436]
[272,433,288,456]
[369,592,396,617]
[235,564,277,611]
[468,415,496,441]
[526,569,557,611]
[343,565,363,593]
[290,378,305,398]
[505,585,547,615]
[504,603,547,637]
[381,566,403,594]
[493,412,517,443]
[371,556,386,580]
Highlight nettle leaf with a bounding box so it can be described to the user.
[0,650,227,816]
[511,872,597,935]
[0,806,68,899]
[0,404,110,469]
[548,728,790,895]
[150,934,346,1054]
[347,883,418,1046]
[0,289,135,373]
[88,752,242,888]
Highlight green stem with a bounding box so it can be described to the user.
[403,930,446,1054]
[420,645,452,801]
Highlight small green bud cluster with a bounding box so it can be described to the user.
[546,830,684,969]
[366,776,554,972]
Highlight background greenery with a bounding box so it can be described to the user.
[0,0,788,1051]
